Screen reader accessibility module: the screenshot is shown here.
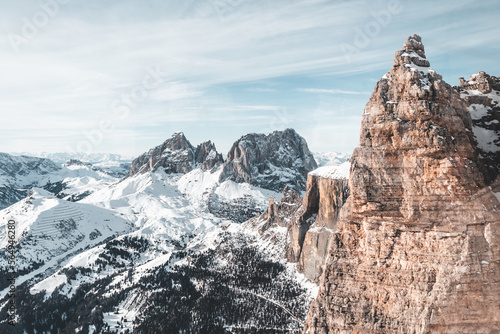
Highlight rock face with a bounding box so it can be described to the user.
[287,163,350,282]
[127,132,223,177]
[296,166,350,282]
[458,71,500,185]
[249,162,350,282]
[219,129,318,192]
[195,140,224,171]
[246,187,304,238]
[304,35,500,333]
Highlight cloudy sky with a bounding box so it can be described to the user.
[0,0,499,156]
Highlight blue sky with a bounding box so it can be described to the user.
[0,0,499,156]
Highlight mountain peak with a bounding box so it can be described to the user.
[402,34,426,58]
[219,128,317,192]
[127,132,223,177]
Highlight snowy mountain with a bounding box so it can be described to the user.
[11,152,133,166]
[0,153,61,188]
[313,151,350,167]
[0,188,132,292]
[220,128,318,192]
[10,152,132,179]
[0,153,120,210]
[0,129,321,333]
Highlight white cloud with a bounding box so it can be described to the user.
[297,88,371,95]
[0,0,498,154]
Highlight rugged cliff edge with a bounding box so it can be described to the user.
[458,71,500,185]
[304,35,500,333]
[249,162,350,282]
[295,164,350,282]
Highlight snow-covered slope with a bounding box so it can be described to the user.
[0,188,131,296]
[0,153,121,209]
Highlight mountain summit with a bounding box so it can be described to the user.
[305,34,500,333]
[127,132,223,177]
[219,128,318,192]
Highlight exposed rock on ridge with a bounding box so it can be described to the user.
[248,162,350,282]
[246,187,304,239]
[127,132,223,177]
[304,35,500,333]
[458,71,500,185]
[219,128,318,192]
[195,140,224,171]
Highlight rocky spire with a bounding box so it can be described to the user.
[304,35,500,333]
[458,71,500,185]
[126,132,223,177]
[219,128,317,192]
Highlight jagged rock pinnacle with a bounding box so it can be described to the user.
[402,34,425,58]
[394,34,430,68]
[304,34,500,334]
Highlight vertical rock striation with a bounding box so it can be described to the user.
[304,35,500,333]
[296,164,350,282]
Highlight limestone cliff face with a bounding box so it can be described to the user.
[247,162,350,283]
[304,35,500,333]
[294,166,350,282]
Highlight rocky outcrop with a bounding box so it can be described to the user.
[64,159,91,167]
[127,132,223,177]
[0,153,61,209]
[295,166,350,282]
[304,35,500,333]
[246,187,303,236]
[248,162,350,282]
[219,129,318,192]
[195,140,224,171]
[458,71,500,185]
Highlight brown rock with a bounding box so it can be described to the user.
[304,35,500,334]
[284,167,350,282]
[126,132,223,177]
[194,140,224,171]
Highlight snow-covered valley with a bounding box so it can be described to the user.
[0,130,345,333]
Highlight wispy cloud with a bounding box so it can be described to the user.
[297,88,371,95]
[244,88,278,93]
[0,0,498,155]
